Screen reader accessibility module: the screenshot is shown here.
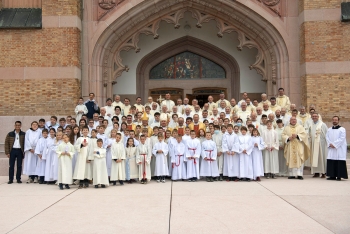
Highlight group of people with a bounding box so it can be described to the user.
[5,88,348,190]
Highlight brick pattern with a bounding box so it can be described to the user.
[300,0,341,11]
[0,28,81,67]
[302,74,350,121]
[42,0,81,17]
[300,21,350,63]
[0,78,80,116]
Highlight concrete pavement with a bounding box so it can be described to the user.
[0,175,349,234]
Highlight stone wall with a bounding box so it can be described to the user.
[300,0,350,121]
[0,0,81,117]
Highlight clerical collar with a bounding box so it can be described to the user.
[313,121,318,124]
[332,125,341,129]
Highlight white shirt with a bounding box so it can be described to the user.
[13,132,21,148]
[161,100,175,111]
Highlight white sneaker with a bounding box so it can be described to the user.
[26,178,33,184]
[162,180,165,183]
[34,178,38,183]
[156,180,160,183]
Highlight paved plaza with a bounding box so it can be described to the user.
[0,172,349,234]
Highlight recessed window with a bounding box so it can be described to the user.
[0,8,42,29]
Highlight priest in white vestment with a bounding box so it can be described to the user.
[309,113,328,177]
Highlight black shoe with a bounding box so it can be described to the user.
[65,184,70,189]
[95,185,98,188]
[17,180,22,183]
[336,177,342,181]
[141,179,144,184]
[8,180,13,184]
[327,177,336,180]
[112,181,116,186]
[119,180,124,185]
[247,179,251,182]
[84,183,89,188]
[101,184,106,188]
[288,176,295,179]
[59,184,64,190]
[38,180,43,184]
[297,176,304,180]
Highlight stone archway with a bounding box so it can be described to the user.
[136,36,240,101]
[87,0,290,103]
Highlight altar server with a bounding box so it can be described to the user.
[56,134,75,190]
[152,133,169,183]
[24,121,41,183]
[200,132,219,181]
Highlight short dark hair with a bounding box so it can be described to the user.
[278,88,284,91]
[106,98,112,102]
[276,119,283,124]
[51,116,57,121]
[89,92,95,96]
[39,118,45,123]
[15,121,22,125]
[97,139,103,143]
[114,106,121,111]
[270,97,276,101]
[262,114,267,118]
[333,116,340,121]
[42,129,49,134]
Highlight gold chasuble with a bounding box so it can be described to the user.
[282,124,310,169]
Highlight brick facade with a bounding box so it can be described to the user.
[300,0,350,121]
[0,78,80,116]
[302,74,350,120]
[42,0,81,17]
[301,21,350,63]
[0,28,81,67]
[300,0,341,11]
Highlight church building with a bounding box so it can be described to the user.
[0,0,349,130]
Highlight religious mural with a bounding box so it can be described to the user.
[150,52,226,79]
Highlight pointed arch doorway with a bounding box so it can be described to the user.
[136,36,240,102]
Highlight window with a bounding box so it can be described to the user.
[0,8,42,29]
[150,51,226,80]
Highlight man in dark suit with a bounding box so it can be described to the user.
[5,121,25,184]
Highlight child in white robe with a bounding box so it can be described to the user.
[45,131,62,183]
[251,129,265,181]
[212,125,223,181]
[136,135,152,184]
[150,127,159,177]
[43,129,56,184]
[74,97,88,124]
[73,126,92,188]
[200,132,219,181]
[222,124,240,181]
[167,130,178,177]
[185,130,201,182]
[70,126,81,175]
[56,134,75,190]
[93,139,109,188]
[35,129,48,184]
[171,135,187,181]
[237,126,254,181]
[105,130,116,177]
[262,120,279,179]
[152,133,169,183]
[111,133,126,185]
[124,136,138,183]
[276,119,287,176]
[24,121,41,183]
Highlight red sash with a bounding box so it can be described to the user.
[188,148,197,164]
[205,150,214,162]
[175,154,184,167]
[127,124,133,130]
